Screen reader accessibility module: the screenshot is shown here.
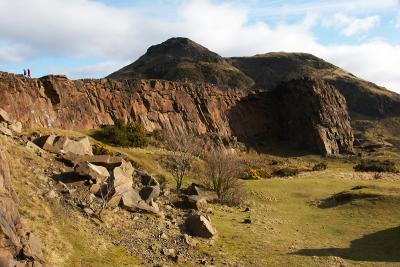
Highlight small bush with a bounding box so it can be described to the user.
[94,120,148,147]
[92,142,115,155]
[354,159,398,173]
[273,167,299,177]
[312,162,328,171]
[247,168,271,180]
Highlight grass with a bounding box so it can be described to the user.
[201,173,400,266]
[1,135,140,267]
[11,128,400,266]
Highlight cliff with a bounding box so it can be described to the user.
[0,71,352,155]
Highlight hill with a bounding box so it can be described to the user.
[108,38,400,119]
[107,37,254,89]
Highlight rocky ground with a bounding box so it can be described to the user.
[0,108,227,266]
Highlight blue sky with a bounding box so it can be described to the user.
[0,0,399,92]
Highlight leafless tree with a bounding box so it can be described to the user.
[203,148,246,206]
[163,130,202,192]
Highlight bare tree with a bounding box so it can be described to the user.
[203,149,246,205]
[163,130,202,192]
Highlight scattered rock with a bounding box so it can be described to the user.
[47,190,58,199]
[140,172,159,187]
[26,141,45,156]
[108,160,134,207]
[0,122,12,136]
[162,248,176,257]
[186,183,218,202]
[8,121,22,133]
[185,214,216,238]
[183,234,198,247]
[35,135,93,155]
[243,218,252,224]
[83,208,94,216]
[75,162,110,182]
[139,186,160,204]
[0,108,11,123]
[182,195,208,211]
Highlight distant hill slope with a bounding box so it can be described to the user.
[108,38,400,119]
[229,53,400,118]
[107,37,254,89]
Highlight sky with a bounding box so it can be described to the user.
[0,0,399,93]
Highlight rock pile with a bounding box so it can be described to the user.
[0,108,22,136]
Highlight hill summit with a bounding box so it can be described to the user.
[108,37,400,118]
[107,37,254,89]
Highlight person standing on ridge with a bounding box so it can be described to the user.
[23,69,26,76]
[28,68,31,78]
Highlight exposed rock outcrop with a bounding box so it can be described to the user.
[0,72,352,155]
[0,141,45,266]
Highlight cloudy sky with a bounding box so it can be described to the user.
[0,0,399,92]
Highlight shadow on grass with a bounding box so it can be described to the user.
[294,226,400,262]
[317,191,381,208]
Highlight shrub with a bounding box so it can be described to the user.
[92,142,115,155]
[354,159,398,173]
[203,149,246,206]
[247,168,271,180]
[163,131,202,192]
[94,120,148,147]
[312,162,328,171]
[273,167,299,177]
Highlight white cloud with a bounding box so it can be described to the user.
[396,13,400,28]
[323,13,380,36]
[0,0,399,93]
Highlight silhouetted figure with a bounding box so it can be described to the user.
[27,68,31,78]
[23,69,26,76]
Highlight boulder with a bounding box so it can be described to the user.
[0,122,12,136]
[8,122,22,134]
[186,183,218,202]
[182,195,207,211]
[120,189,159,214]
[140,172,159,187]
[185,214,216,238]
[61,153,123,168]
[75,162,110,182]
[139,186,160,204]
[108,160,134,207]
[21,232,45,263]
[35,135,93,155]
[0,108,11,123]
[26,142,45,156]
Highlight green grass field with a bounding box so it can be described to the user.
[17,128,400,266]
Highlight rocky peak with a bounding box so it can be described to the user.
[144,37,222,63]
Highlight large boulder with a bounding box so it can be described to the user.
[139,186,160,204]
[35,135,93,155]
[0,108,11,124]
[186,183,218,202]
[185,214,216,238]
[75,162,110,182]
[121,189,159,214]
[62,153,123,168]
[8,122,22,134]
[108,160,135,207]
[182,195,207,211]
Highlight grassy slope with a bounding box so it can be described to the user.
[1,134,141,266]
[15,128,400,266]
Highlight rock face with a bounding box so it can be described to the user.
[0,71,353,155]
[0,142,45,266]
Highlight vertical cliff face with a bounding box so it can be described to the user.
[227,78,354,154]
[0,72,352,155]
